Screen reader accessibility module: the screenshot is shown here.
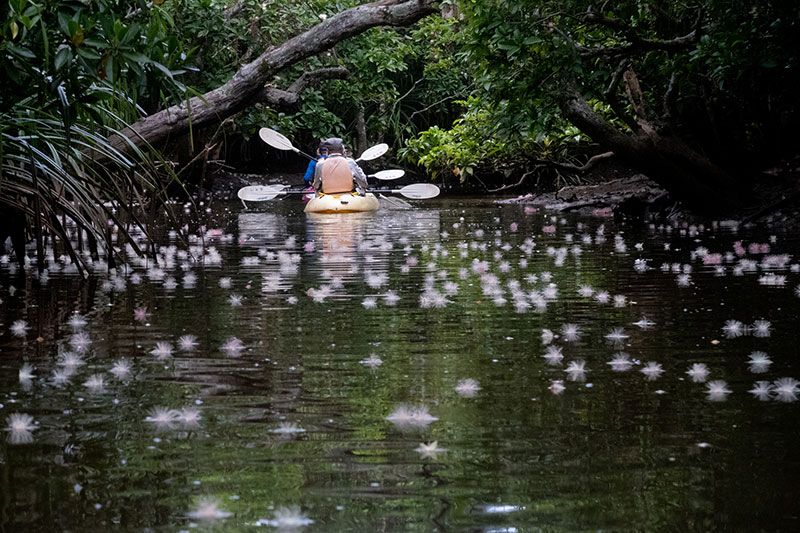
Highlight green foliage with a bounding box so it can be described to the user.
[401,96,584,184]
[401,98,510,181]
[1,0,190,270]
[405,0,800,185]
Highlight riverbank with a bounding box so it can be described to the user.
[209,154,800,225]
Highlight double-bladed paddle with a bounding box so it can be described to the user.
[258,127,388,162]
[238,183,439,204]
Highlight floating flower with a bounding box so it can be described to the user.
[5,413,36,444]
[455,378,480,398]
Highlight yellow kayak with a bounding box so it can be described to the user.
[304,192,380,214]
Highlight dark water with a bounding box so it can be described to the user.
[1,199,799,530]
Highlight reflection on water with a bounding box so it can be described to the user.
[1,199,800,530]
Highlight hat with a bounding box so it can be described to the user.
[320,137,345,153]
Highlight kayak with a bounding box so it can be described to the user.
[304,192,380,214]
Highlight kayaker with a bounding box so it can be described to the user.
[312,138,369,196]
[302,141,329,190]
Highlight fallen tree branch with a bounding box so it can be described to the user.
[110,0,437,153]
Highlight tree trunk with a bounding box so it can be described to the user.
[111,0,436,153]
[560,89,748,212]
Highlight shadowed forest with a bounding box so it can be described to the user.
[2,0,799,261]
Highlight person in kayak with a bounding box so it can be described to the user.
[302,140,329,189]
[312,138,369,196]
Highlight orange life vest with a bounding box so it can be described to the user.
[320,156,354,194]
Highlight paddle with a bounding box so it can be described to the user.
[356,143,388,162]
[238,183,439,203]
[258,128,315,160]
[379,183,439,199]
[371,169,405,180]
[258,127,388,162]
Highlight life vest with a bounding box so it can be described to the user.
[319,155,354,194]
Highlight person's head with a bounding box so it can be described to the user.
[320,137,345,155]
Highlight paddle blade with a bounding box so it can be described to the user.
[237,185,287,202]
[356,143,388,161]
[371,169,405,181]
[378,194,412,210]
[258,128,295,151]
[398,183,440,199]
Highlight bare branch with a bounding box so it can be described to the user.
[487,151,615,193]
[287,66,351,93]
[577,10,700,58]
[259,67,351,109]
[408,94,457,121]
[531,151,615,172]
[488,169,541,193]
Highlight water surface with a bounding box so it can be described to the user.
[1,199,799,530]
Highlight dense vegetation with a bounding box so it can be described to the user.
[2,0,800,268]
[404,0,800,207]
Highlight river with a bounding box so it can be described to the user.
[1,198,799,530]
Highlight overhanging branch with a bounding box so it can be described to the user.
[111,0,438,153]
